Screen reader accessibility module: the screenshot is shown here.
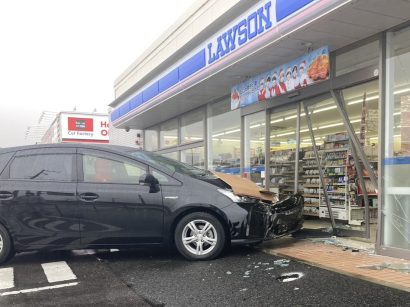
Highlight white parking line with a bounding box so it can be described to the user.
[1,282,79,296]
[41,261,77,283]
[0,268,14,290]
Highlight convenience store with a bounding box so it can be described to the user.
[109,0,410,259]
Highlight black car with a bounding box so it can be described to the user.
[0,144,303,263]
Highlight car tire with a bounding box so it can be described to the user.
[174,212,226,261]
[0,224,14,265]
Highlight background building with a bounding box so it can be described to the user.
[109,0,410,259]
[41,111,109,144]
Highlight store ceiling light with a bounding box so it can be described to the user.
[347,95,379,105]
[318,122,343,129]
[270,118,284,124]
[225,129,240,135]
[277,131,295,137]
[212,132,224,137]
[313,105,337,113]
[212,138,240,142]
[395,87,410,95]
[284,115,297,120]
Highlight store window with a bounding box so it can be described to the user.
[383,26,410,251]
[208,99,241,174]
[303,96,353,224]
[244,112,265,186]
[269,108,298,197]
[336,40,379,76]
[160,119,178,148]
[180,109,204,144]
[181,147,205,169]
[144,127,159,151]
[161,151,179,161]
[341,81,379,226]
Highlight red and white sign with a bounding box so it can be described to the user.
[61,113,109,143]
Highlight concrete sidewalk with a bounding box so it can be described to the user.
[262,237,410,293]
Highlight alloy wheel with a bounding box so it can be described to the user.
[181,220,218,256]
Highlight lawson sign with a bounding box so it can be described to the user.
[206,0,317,65]
[111,0,319,123]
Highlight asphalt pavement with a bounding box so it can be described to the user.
[1,246,410,307]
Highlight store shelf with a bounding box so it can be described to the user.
[324,165,346,168]
[270,174,293,176]
[304,194,321,198]
[303,212,319,217]
[324,148,349,153]
[304,184,320,188]
[326,191,346,194]
[324,139,349,143]
[304,203,320,207]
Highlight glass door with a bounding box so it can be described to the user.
[269,107,299,199]
[301,80,379,238]
[243,111,265,187]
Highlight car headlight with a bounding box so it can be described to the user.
[217,189,249,203]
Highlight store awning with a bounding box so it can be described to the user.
[111,0,409,130]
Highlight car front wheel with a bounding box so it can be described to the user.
[174,212,226,260]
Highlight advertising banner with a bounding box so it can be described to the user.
[231,46,330,110]
[60,113,109,143]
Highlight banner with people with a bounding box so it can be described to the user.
[231,46,330,110]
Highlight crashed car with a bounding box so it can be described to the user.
[0,144,303,263]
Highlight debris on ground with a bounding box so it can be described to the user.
[239,288,248,292]
[358,263,410,273]
[273,259,290,267]
[226,271,232,275]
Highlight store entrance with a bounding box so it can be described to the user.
[268,80,379,240]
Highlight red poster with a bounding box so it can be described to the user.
[68,117,94,132]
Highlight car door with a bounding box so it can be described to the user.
[77,148,164,246]
[0,147,80,248]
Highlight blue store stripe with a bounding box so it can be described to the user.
[276,0,315,22]
[384,156,410,165]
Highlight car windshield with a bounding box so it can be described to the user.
[128,150,217,179]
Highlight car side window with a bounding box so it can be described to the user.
[150,167,180,186]
[0,152,14,176]
[83,154,147,184]
[10,154,73,181]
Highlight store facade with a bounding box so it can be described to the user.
[109,0,410,259]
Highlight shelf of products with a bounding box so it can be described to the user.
[269,150,300,199]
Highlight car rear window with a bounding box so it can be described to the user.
[10,154,73,181]
[0,152,14,176]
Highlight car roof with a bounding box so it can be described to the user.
[0,143,135,154]
[0,143,175,176]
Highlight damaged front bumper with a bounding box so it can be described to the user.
[265,194,304,239]
[226,194,304,245]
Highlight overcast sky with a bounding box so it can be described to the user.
[0,0,197,147]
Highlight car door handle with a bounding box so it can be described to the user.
[79,193,99,202]
[0,191,14,200]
